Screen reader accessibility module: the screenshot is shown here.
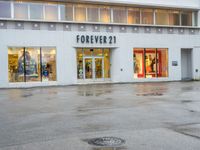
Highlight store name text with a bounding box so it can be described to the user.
[76,35,116,44]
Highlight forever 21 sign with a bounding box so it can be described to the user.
[76,35,116,44]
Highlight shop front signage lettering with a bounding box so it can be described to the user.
[76,35,116,44]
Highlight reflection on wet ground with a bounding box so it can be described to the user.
[1,82,200,149]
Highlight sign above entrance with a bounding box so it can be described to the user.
[76,35,116,44]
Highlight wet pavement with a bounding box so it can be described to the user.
[0,82,200,150]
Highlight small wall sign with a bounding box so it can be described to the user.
[76,35,116,44]
[172,61,178,66]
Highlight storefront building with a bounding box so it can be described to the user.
[0,0,200,88]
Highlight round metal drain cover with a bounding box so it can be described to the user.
[88,137,125,147]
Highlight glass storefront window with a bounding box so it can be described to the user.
[77,49,83,79]
[74,5,86,22]
[8,47,25,82]
[181,11,192,26]
[41,48,57,81]
[94,49,103,56]
[100,7,111,23]
[141,9,153,24]
[14,3,28,19]
[45,5,58,21]
[104,49,110,78]
[156,10,170,25]
[8,47,56,83]
[0,1,11,18]
[30,3,44,20]
[87,6,99,22]
[169,10,180,26]
[134,48,145,78]
[113,7,127,23]
[145,49,157,78]
[25,48,41,82]
[84,49,93,56]
[128,8,140,24]
[134,48,168,78]
[157,49,168,77]
[60,4,73,21]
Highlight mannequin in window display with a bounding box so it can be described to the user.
[78,60,83,79]
[134,54,140,74]
[18,51,38,77]
[42,64,50,81]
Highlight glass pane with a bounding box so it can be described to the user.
[85,58,93,79]
[181,11,192,26]
[193,12,198,26]
[25,48,41,82]
[30,3,44,20]
[100,7,111,23]
[169,10,180,26]
[104,49,110,78]
[8,47,25,82]
[94,49,103,56]
[83,49,93,56]
[74,5,86,22]
[95,58,103,78]
[113,7,127,23]
[14,3,28,19]
[87,6,99,22]
[156,9,169,25]
[145,49,156,78]
[60,4,73,21]
[142,9,153,24]
[77,49,83,79]
[45,5,58,21]
[0,1,11,18]
[157,49,168,77]
[128,8,140,24]
[41,48,57,81]
[134,48,144,78]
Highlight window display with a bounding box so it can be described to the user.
[134,48,168,78]
[8,47,56,83]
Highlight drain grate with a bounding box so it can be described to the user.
[88,137,125,147]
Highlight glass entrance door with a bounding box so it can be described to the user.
[84,58,93,79]
[83,57,104,80]
[95,58,103,79]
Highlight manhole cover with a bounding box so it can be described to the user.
[88,137,125,147]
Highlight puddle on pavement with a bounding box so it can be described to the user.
[181,100,193,103]
[21,93,33,98]
[136,92,163,96]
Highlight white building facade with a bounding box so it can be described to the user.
[0,0,200,88]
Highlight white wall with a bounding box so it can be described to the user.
[0,27,200,87]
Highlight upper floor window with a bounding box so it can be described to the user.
[181,11,192,26]
[141,9,153,24]
[0,1,11,18]
[113,7,127,23]
[60,4,73,21]
[0,1,197,27]
[128,8,140,24]
[30,3,44,20]
[87,5,99,22]
[45,4,58,21]
[14,2,28,19]
[100,6,111,23]
[74,5,86,22]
